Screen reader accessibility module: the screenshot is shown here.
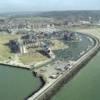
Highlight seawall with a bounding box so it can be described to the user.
[28,34,100,100]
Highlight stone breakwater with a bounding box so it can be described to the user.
[27,33,100,100]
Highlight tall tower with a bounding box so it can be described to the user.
[18,38,27,54]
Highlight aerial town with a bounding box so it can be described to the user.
[0,11,100,100]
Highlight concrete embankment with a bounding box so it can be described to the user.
[27,34,100,100]
[0,62,30,70]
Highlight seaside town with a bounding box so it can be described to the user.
[0,11,100,100]
[0,15,100,35]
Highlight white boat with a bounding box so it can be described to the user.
[80,51,85,55]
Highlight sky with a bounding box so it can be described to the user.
[0,0,100,13]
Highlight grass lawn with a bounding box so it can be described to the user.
[50,40,68,50]
[19,52,48,65]
[0,34,20,61]
[71,27,100,39]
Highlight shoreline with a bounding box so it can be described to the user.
[0,32,99,100]
[27,33,100,100]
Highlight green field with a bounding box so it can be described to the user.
[0,34,19,61]
[0,34,49,64]
[19,53,48,64]
[69,26,100,36]
[50,40,68,50]
[0,34,68,64]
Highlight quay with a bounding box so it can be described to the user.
[27,33,100,100]
[0,61,31,70]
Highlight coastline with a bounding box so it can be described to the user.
[0,32,99,100]
[27,33,100,100]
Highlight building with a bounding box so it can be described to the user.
[9,38,28,54]
[64,31,74,40]
[43,44,55,58]
[9,40,20,53]
[9,32,46,54]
